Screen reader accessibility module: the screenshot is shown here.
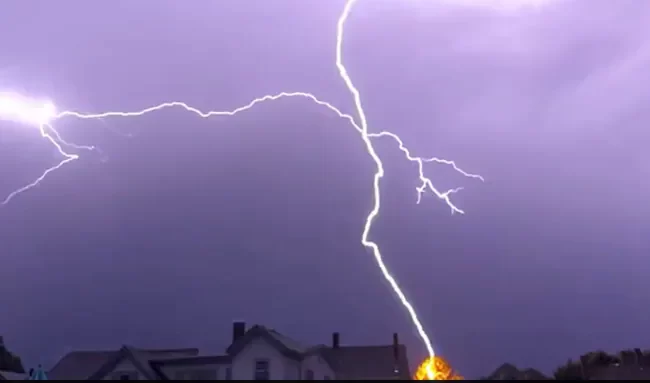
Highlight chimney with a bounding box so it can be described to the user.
[332,332,340,349]
[232,322,246,344]
[393,333,400,374]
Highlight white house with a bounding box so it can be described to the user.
[48,322,411,380]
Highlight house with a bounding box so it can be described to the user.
[48,322,411,380]
[0,370,27,380]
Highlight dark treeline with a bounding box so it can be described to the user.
[484,348,650,380]
[554,348,650,380]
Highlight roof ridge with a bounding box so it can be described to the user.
[64,350,115,354]
[132,347,199,353]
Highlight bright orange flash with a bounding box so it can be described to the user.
[414,356,464,380]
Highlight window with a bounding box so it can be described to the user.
[305,369,314,380]
[254,359,270,380]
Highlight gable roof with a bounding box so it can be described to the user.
[0,339,26,374]
[320,345,410,380]
[48,346,199,380]
[226,325,306,360]
[48,350,118,380]
[90,346,200,380]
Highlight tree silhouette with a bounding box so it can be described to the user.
[553,349,650,380]
[491,349,650,380]
[553,358,585,380]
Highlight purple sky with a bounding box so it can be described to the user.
[1,0,649,378]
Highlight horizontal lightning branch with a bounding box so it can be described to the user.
[3,92,481,209]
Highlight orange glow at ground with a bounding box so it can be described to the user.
[414,356,463,380]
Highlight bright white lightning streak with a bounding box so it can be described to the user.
[339,0,446,362]
[1,123,79,206]
[2,0,484,372]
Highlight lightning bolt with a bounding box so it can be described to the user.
[2,0,483,376]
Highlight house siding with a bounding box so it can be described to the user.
[230,337,286,380]
[301,354,335,380]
